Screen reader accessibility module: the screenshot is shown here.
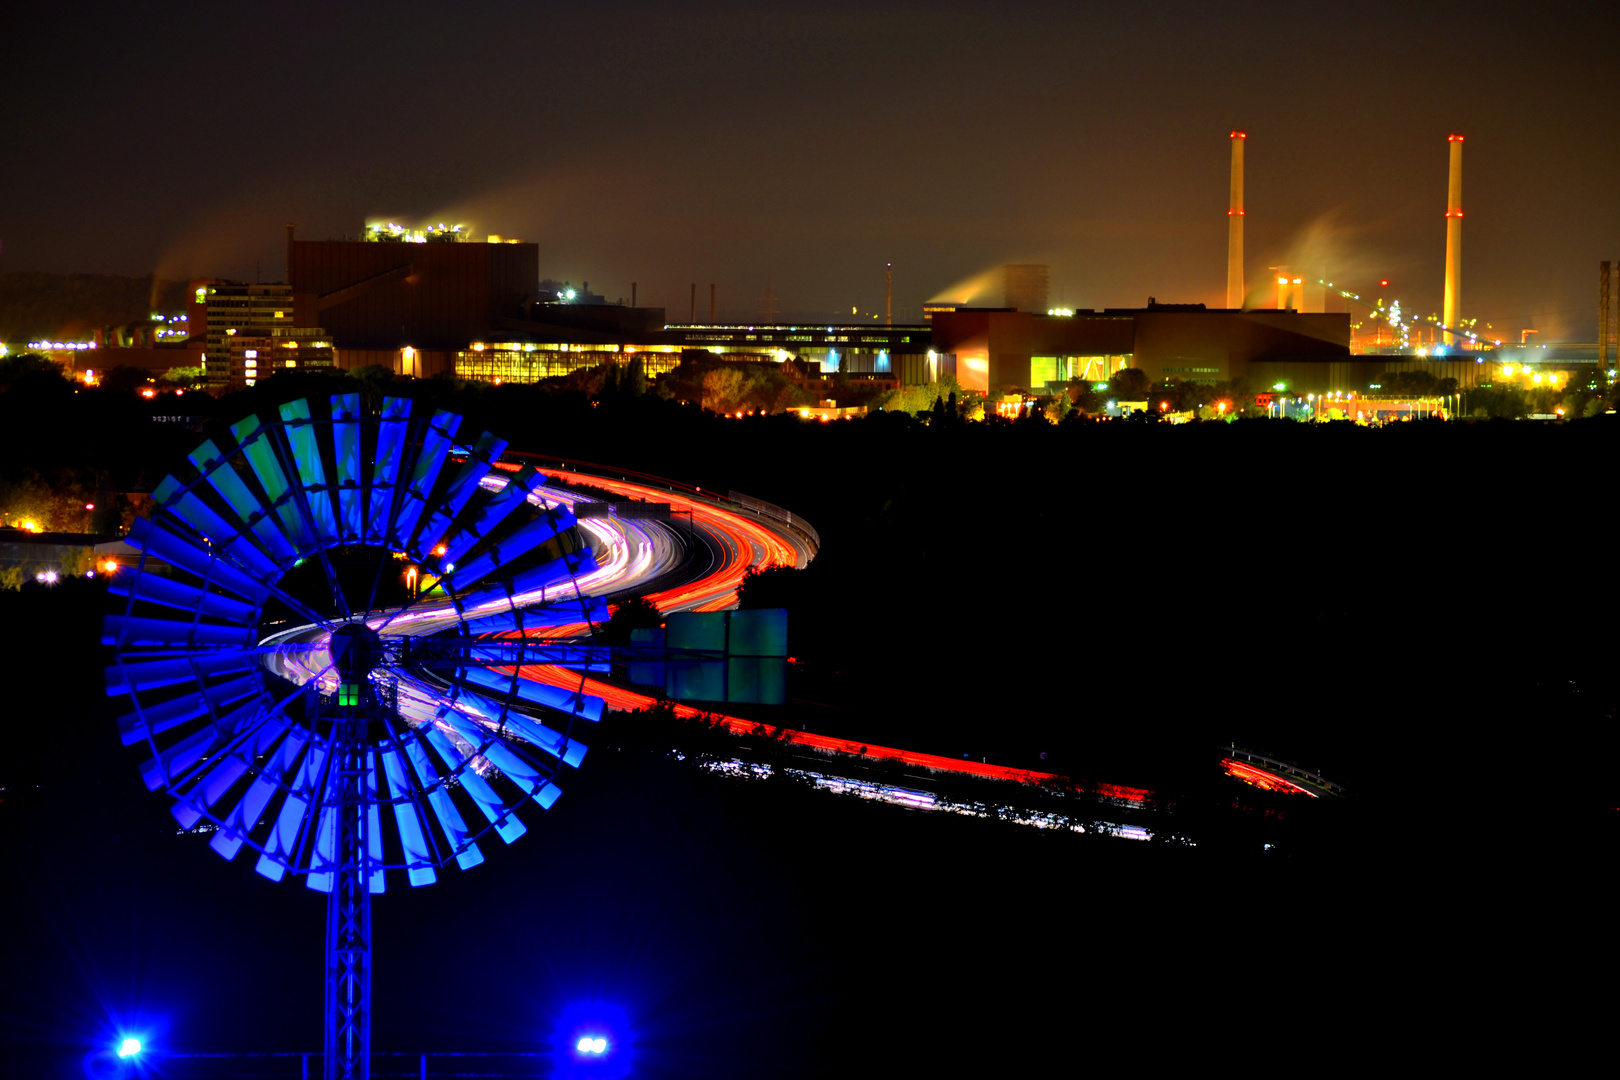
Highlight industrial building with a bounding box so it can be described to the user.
[927,302,1351,394]
[202,281,295,388]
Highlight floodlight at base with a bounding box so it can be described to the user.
[576,1036,608,1054]
[117,1038,141,1058]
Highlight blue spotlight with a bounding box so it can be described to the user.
[555,1001,632,1078]
[117,1037,142,1058]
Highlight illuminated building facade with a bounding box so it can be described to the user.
[930,303,1350,393]
[451,324,937,388]
[287,229,539,362]
[217,326,334,390]
[203,282,294,387]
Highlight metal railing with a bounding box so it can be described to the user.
[163,1050,553,1078]
[1222,744,1347,795]
[727,490,820,557]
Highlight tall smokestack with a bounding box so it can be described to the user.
[885,262,893,325]
[1602,261,1613,372]
[690,283,696,323]
[1443,135,1464,345]
[710,283,716,323]
[631,282,637,307]
[1227,132,1245,309]
[285,222,295,284]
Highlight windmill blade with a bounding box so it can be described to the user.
[415,721,526,845]
[279,399,341,546]
[379,742,438,887]
[123,517,271,605]
[169,712,281,829]
[305,802,338,893]
[106,650,255,696]
[413,430,508,557]
[431,505,581,594]
[399,717,485,870]
[456,660,604,723]
[449,688,588,767]
[151,475,283,582]
[188,439,300,563]
[108,572,257,625]
[114,672,261,745]
[438,466,549,567]
[391,409,462,551]
[449,548,598,614]
[210,728,310,861]
[365,396,414,544]
[255,737,329,883]
[429,700,564,807]
[103,615,256,650]
[458,596,609,636]
[364,751,386,894]
[229,413,317,551]
[330,394,364,542]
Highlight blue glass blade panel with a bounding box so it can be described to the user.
[305,804,337,893]
[278,399,340,545]
[187,439,298,562]
[115,673,260,745]
[152,476,282,580]
[256,739,328,882]
[229,413,315,551]
[435,508,580,594]
[417,723,525,845]
[452,689,587,767]
[103,615,256,650]
[211,729,307,861]
[125,518,271,604]
[107,650,252,696]
[365,752,386,894]
[366,397,413,544]
[110,573,256,625]
[391,409,462,550]
[401,720,484,870]
[139,723,229,791]
[458,596,608,636]
[331,394,363,541]
[414,431,507,556]
[459,665,604,724]
[380,743,437,886]
[438,468,548,566]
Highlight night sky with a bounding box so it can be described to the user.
[5,1,1615,335]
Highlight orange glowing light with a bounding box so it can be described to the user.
[102,559,119,574]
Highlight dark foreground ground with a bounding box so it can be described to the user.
[2,386,1615,1075]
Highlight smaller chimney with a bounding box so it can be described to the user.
[710,283,716,323]
[632,282,638,307]
[285,222,295,283]
[690,283,696,322]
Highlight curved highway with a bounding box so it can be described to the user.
[258,459,1319,831]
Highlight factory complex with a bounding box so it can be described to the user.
[19,133,1616,407]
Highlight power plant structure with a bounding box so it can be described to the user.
[1443,134,1464,345]
[1002,265,1050,313]
[1227,131,1246,310]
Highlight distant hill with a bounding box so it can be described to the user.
[0,272,190,344]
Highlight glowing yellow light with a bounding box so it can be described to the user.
[1500,365,1513,377]
[1532,373,1542,383]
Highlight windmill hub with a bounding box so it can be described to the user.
[330,623,384,679]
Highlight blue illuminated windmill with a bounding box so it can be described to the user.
[105,394,608,1080]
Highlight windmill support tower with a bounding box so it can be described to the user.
[885,263,893,326]
[1227,132,1245,309]
[1443,135,1464,346]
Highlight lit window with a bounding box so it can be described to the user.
[244,349,257,358]
[285,358,296,368]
